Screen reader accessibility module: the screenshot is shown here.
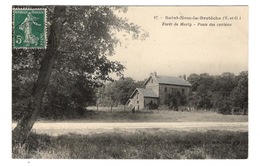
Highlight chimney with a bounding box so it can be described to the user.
[150,71,157,77]
[153,71,157,77]
[183,74,187,80]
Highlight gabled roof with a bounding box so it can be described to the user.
[144,75,192,87]
[130,88,158,98]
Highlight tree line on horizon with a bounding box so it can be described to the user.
[96,71,248,115]
[187,71,248,114]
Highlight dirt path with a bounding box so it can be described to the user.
[12,122,248,136]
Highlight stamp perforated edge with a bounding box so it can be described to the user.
[12,8,47,49]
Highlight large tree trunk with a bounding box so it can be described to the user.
[12,7,65,145]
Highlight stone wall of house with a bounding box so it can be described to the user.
[130,91,145,110]
[145,77,159,96]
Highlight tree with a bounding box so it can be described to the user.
[187,73,200,92]
[230,71,248,114]
[42,71,98,118]
[135,80,145,88]
[97,77,142,107]
[97,83,116,109]
[211,72,237,114]
[12,6,148,144]
[188,73,214,109]
[186,71,248,114]
[163,89,187,111]
[112,77,140,105]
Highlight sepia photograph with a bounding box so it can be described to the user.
[11,5,249,160]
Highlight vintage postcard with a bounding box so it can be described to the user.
[11,6,248,159]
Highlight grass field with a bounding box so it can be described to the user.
[12,110,248,159]
[12,129,248,159]
[38,110,248,123]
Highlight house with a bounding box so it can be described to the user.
[128,72,192,110]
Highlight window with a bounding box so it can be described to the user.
[164,87,167,92]
[151,79,153,83]
[182,89,185,94]
[137,92,138,99]
[137,100,139,104]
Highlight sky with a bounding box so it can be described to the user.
[109,6,248,81]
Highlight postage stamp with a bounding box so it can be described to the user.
[13,8,46,49]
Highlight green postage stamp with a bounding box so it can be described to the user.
[13,8,47,49]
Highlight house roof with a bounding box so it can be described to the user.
[130,88,158,98]
[144,75,192,87]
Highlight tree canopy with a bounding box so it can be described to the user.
[97,77,145,107]
[187,71,248,114]
[163,88,187,111]
[12,6,148,144]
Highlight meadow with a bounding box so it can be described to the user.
[39,109,248,123]
[12,129,248,159]
[13,110,248,159]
